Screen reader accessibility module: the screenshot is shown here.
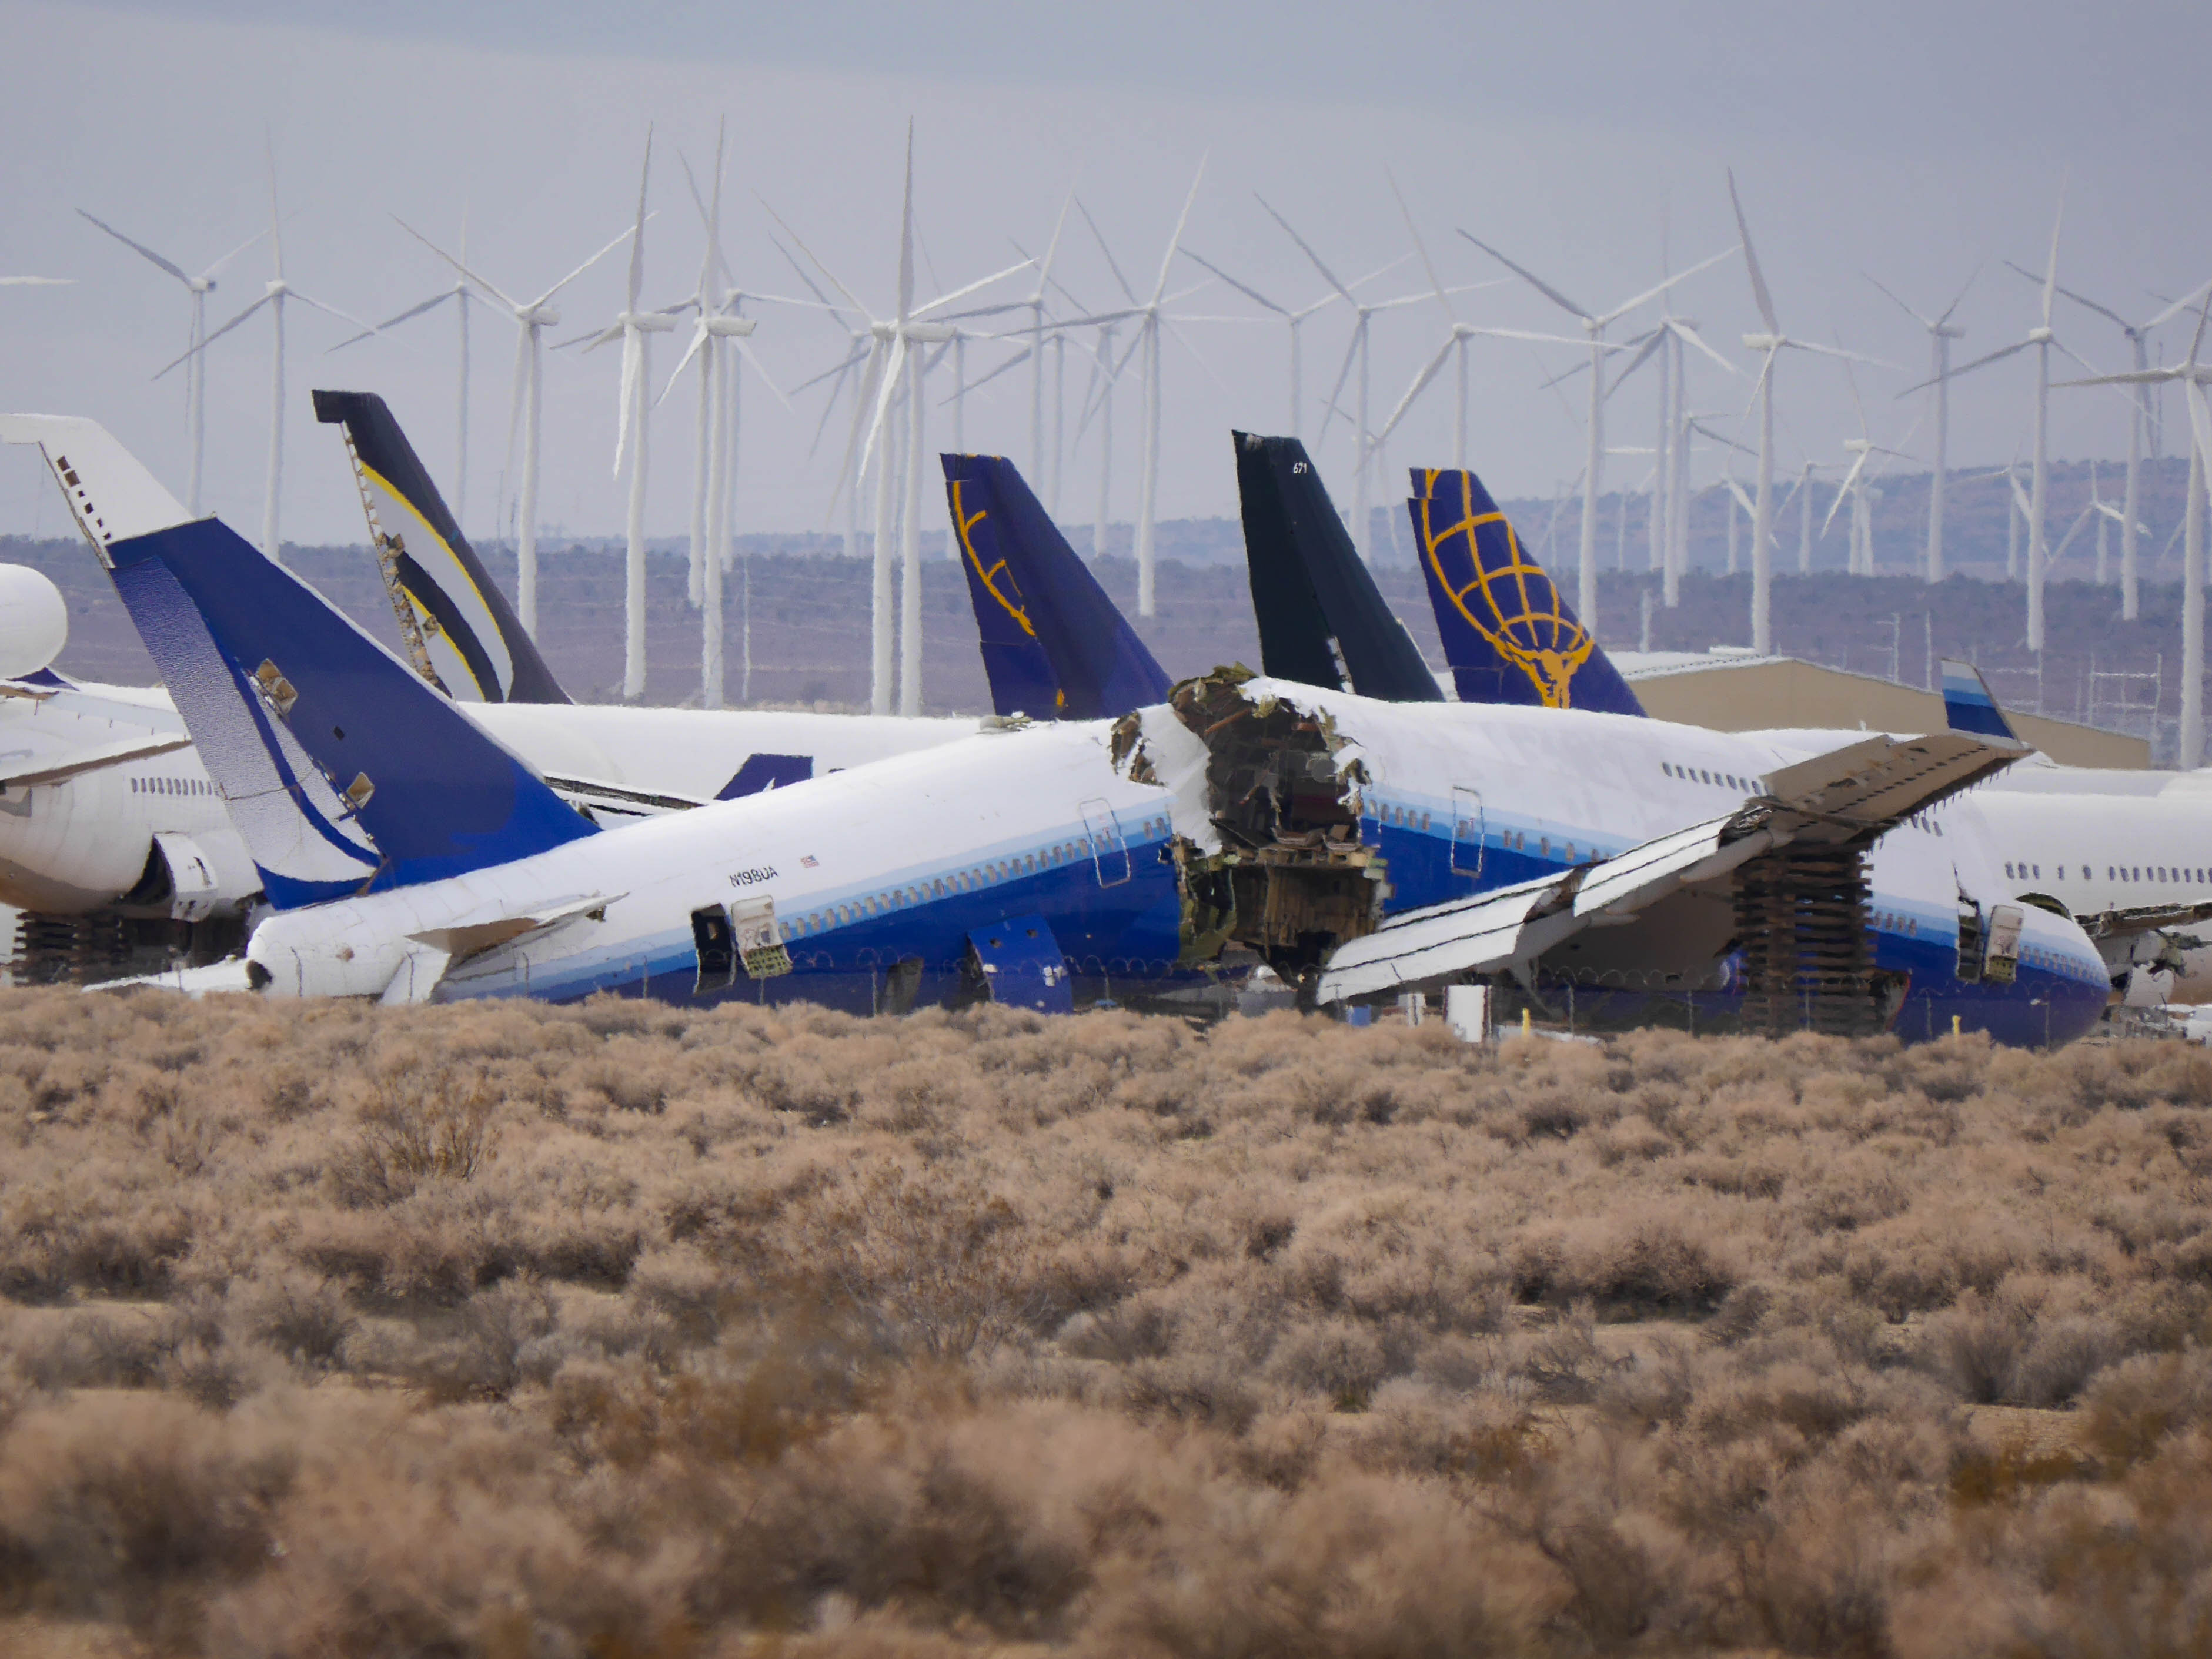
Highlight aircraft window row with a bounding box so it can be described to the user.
[132,777,213,797]
[1379,805,1434,832]
[1659,762,1767,793]
[2096,865,2207,885]
[1873,909,1920,936]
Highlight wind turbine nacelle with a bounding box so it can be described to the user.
[2028,327,2053,344]
[523,305,560,327]
[0,564,68,679]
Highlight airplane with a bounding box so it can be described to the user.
[0,397,989,979]
[947,445,2116,1043]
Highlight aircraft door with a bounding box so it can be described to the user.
[1081,798,1130,887]
[1983,904,2023,984]
[1451,788,1485,877]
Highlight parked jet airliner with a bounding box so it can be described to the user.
[4,415,2106,1046]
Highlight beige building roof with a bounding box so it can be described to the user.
[1610,650,2150,770]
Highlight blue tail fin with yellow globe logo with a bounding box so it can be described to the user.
[1407,468,1646,717]
[941,453,1170,720]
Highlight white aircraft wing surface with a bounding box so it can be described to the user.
[1318,731,2019,1004]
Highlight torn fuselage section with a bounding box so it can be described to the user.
[1121,668,1388,992]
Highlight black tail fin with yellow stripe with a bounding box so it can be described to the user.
[313,390,568,705]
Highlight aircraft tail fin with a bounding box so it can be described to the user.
[312,390,569,705]
[1940,658,2024,745]
[942,453,1170,719]
[1408,467,1646,716]
[2,415,596,909]
[1234,432,1443,701]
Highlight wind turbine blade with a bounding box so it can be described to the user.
[393,216,522,312]
[2054,340,2105,380]
[1316,325,1362,442]
[1597,243,1736,329]
[2010,259,2131,332]
[896,119,916,324]
[755,199,877,323]
[1725,169,1779,336]
[201,225,270,282]
[1821,454,1867,538]
[1744,343,1778,415]
[1375,337,1455,446]
[1902,337,2026,393]
[1034,188,1074,296]
[1669,320,1743,376]
[792,342,873,396]
[857,333,908,480]
[1387,169,1454,319]
[74,209,189,285]
[954,344,1035,400]
[658,325,709,405]
[153,292,269,377]
[1862,270,1936,331]
[1456,229,1586,322]
[913,256,1035,319]
[823,344,881,519]
[2040,182,2065,327]
[1180,249,1285,315]
[1259,194,1356,305]
[730,338,791,410]
[1841,349,1868,433]
[0,276,69,286]
[2145,278,2212,333]
[1162,315,1230,396]
[1148,158,1208,306]
[1936,264,1982,328]
[327,289,450,351]
[1604,330,1666,397]
[263,130,283,279]
[1472,325,1618,349]
[627,126,653,311]
[1076,198,1140,305]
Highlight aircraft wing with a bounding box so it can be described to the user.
[2076,899,2212,941]
[1316,730,2021,1003]
[0,732,193,788]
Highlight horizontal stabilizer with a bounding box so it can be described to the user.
[1408,467,1646,715]
[1235,432,1443,701]
[1939,657,2023,746]
[0,732,192,788]
[944,454,1169,719]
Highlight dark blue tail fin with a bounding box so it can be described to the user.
[943,453,1170,719]
[1940,658,2024,745]
[103,514,596,908]
[1234,432,1443,701]
[1408,468,1646,716]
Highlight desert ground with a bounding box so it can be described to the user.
[1,988,2209,1656]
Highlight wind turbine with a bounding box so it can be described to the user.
[1820,357,1916,577]
[1934,187,2098,652]
[1865,269,1973,584]
[1460,228,1735,633]
[768,125,1030,712]
[329,210,481,532]
[160,143,379,562]
[1716,169,1884,654]
[1371,179,1592,473]
[1258,198,1434,568]
[661,125,792,709]
[2019,264,2212,620]
[579,129,678,701]
[393,218,636,639]
[2060,302,2212,764]
[76,213,260,516]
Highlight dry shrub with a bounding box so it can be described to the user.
[9,989,2212,1651]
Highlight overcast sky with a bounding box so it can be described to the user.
[2,0,2208,547]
